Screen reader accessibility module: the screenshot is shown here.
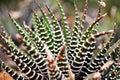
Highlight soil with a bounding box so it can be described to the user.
[0,70,13,80]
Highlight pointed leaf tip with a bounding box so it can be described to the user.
[98,0,106,7]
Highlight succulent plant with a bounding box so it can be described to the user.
[0,0,120,80]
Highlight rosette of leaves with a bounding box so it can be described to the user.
[0,0,120,80]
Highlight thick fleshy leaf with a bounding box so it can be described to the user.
[56,0,71,46]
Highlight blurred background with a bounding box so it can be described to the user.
[0,0,120,76]
[0,0,120,34]
[0,0,120,37]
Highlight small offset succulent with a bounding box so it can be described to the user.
[0,0,120,80]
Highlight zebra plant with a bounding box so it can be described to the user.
[0,0,120,80]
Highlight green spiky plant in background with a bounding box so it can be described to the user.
[0,0,120,80]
